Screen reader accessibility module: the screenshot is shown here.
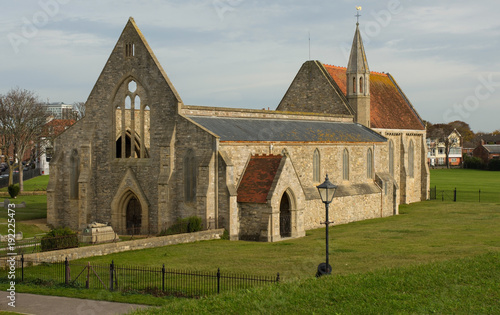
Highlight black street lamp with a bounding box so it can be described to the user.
[316,174,337,276]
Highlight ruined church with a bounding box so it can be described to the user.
[47,18,429,241]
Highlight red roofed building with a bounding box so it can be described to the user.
[278,22,429,204]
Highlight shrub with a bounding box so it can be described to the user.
[488,159,500,171]
[463,155,485,169]
[221,229,230,240]
[41,227,79,251]
[159,216,203,236]
[7,185,20,198]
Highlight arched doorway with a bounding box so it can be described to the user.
[126,196,142,235]
[280,192,291,238]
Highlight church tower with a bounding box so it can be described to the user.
[346,21,370,127]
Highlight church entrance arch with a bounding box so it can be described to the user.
[279,192,292,238]
[126,195,142,235]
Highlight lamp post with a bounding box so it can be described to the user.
[316,174,337,276]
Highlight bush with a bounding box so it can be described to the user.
[463,155,485,169]
[488,159,500,171]
[41,227,79,252]
[159,216,203,236]
[7,185,20,198]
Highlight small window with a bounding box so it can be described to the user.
[313,149,320,182]
[389,140,394,176]
[343,149,349,180]
[359,77,363,94]
[184,150,197,202]
[408,140,414,178]
[352,77,356,93]
[125,43,135,57]
[367,148,373,179]
[70,149,79,199]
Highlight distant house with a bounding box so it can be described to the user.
[473,140,500,165]
[37,119,76,175]
[427,129,462,167]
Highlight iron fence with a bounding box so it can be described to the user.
[0,256,280,298]
[0,235,79,257]
[0,168,41,188]
[429,186,500,203]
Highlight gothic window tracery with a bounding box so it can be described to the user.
[313,149,320,182]
[343,149,349,181]
[115,79,150,159]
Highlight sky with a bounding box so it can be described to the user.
[1,0,499,133]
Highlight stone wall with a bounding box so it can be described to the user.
[15,229,224,266]
[276,60,352,116]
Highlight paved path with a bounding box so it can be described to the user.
[0,293,151,315]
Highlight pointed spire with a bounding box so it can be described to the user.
[347,24,369,74]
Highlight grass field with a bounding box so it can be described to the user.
[0,195,47,221]
[0,175,49,192]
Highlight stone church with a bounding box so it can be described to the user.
[47,18,429,241]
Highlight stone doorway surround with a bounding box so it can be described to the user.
[111,168,149,234]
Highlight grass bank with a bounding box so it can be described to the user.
[0,175,49,192]
[70,201,500,280]
[130,252,500,314]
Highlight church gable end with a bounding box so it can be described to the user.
[277,60,352,116]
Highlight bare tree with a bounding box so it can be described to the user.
[73,101,86,120]
[0,88,50,191]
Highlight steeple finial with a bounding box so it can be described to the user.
[355,6,362,25]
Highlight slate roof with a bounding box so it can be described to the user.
[188,116,386,143]
[237,154,283,203]
[323,64,425,130]
[484,145,500,154]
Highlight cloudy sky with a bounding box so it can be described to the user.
[1,0,499,132]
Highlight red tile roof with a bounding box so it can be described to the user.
[237,154,283,203]
[323,64,424,130]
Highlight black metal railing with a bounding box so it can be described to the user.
[0,168,41,188]
[429,186,500,203]
[0,256,280,298]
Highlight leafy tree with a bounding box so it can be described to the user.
[0,88,50,191]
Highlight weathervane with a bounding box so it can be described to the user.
[355,6,362,24]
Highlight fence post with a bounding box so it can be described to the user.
[65,257,69,285]
[21,254,24,282]
[217,268,220,294]
[162,264,165,292]
[276,273,280,283]
[86,262,90,289]
[109,260,114,291]
[454,188,457,202]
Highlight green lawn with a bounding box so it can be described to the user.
[69,201,500,281]
[0,195,47,221]
[0,175,49,192]
[129,252,500,314]
[430,168,500,190]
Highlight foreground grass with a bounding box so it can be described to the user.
[0,218,46,238]
[0,175,49,192]
[129,252,500,314]
[72,201,500,280]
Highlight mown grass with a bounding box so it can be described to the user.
[69,201,500,280]
[128,252,500,314]
[0,175,49,192]
[0,195,47,221]
[430,168,500,194]
[0,218,46,238]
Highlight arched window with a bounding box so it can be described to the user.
[184,149,197,202]
[343,149,349,181]
[313,149,320,182]
[359,77,364,94]
[70,149,79,199]
[367,148,373,179]
[389,140,394,176]
[115,79,150,159]
[408,140,414,178]
[352,77,356,93]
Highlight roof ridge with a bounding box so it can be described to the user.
[322,63,387,76]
